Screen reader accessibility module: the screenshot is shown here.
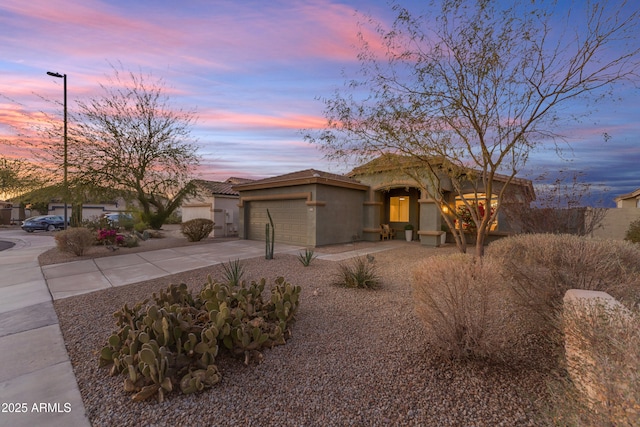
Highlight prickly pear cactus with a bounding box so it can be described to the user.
[99,276,301,402]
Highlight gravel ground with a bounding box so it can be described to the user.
[51,241,552,426]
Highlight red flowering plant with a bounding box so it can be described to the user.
[456,202,495,232]
[97,228,124,246]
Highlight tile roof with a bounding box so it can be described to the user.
[225,177,255,185]
[194,180,240,196]
[232,169,368,191]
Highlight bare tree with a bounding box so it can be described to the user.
[307,0,639,256]
[74,68,200,229]
[502,170,609,236]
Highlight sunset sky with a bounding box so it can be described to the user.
[1,0,638,205]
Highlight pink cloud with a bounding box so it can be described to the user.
[197,109,326,131]
[2,0,384,73]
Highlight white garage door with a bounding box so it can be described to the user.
[247,200,308,245]
[182,205,212,223]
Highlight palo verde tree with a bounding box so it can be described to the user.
[74,68,200,229]
[307,0,640,256]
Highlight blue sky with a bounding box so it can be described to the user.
[1,0,638,205]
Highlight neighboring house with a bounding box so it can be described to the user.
[233,158,534,247]
[615,188,640,208]
[48,199,130,221]
[181,178,252,238]
[10,185,136,223]
[9,198,131,223]
[592,188,640,240]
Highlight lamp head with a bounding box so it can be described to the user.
[46,71,64,78]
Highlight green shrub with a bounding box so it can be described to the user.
[164,211,182,224]
[134,221,149,233]
[625,218,640,243]
[99,277,301,402]
[334,256,380,289]
[221,259,245,286]
[119,216,135,232]
[297,248,316,267]
[412,253,527,362]
[181,218,214,242]
[54,227,96,256]
[486,234,640,329]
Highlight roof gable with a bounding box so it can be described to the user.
[615,187,640,202]
[232,169,368,192]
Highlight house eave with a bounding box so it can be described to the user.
[234,177,369,192]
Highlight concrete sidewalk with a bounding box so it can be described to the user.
[42,239,304,300]
[41,239,400,301]
[0,230,89,427]
[0,230,399,426]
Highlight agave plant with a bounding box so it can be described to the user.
[221,258,245,286]
[297,248,317,267]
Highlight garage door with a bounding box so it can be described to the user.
[182,205,212,223]
[247,200,308,245]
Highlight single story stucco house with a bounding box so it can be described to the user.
[232,157,534,247]
[181,178,253,238]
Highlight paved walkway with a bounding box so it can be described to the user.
[0,230,399,426]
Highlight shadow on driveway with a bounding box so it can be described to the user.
[0,241,15,251]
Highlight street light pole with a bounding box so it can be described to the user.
[46,71,68,230]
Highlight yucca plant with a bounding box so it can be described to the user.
[221,259,245,287]
[297,248,317,267]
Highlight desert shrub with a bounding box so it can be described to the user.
[164,211,182,224]
[412,254,528,362]
[133,221,149,233]
[54,227,96,256]
[181,218,214,242]
[543,302,640,426]
[297,248,317,267]
[99,277,301,403]
[221,259,245,286]
[625,218,640,244]
[119,215,136,232]
[334,256,380,288]
[82,217,111,232]
[487,234,640,330]
[120,234,139,248]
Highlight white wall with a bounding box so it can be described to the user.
[181,195,239,237]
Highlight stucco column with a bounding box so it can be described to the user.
[362,189,383,242]
[418,195,443,247]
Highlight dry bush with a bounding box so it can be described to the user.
[54,227,96,256]
[411,254,529,362]
[544,303,640,426]
[486,234,640,330]
[180,218,214,242]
